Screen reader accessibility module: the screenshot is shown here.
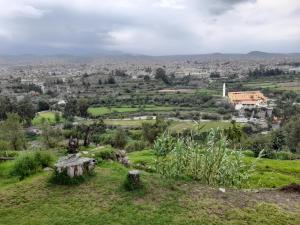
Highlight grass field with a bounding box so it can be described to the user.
[1,159,299,225]
[168,120,232,132]
[128,150,300,189]
[244,81,300,93]
[245,157,300,188]
[32,111,63,125]
[88,105,177,116]
[104,119,155,127]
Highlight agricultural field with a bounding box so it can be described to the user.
[104,119,155,127]
[243,79,300,94]
[168,120,232,132]
[88,105,177,116]
[32,111,63,125]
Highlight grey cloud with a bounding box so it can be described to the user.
[0,0,299,55]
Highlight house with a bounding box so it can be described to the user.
[228,91,268,110]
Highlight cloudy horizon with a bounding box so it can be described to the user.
[0,0,299,56]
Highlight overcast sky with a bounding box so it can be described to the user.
[0,0,299,55]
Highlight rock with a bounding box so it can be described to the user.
[219,188,226,193]
[116,150,126,158]
[116,150,131,167]
[43,167,53,171]
[55,154,97,178]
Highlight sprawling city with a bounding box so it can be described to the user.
[0,1,300,224]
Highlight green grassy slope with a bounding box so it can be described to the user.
[0,161,299,225]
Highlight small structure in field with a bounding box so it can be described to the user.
[55,154,96,178]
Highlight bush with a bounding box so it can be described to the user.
[49,168,94,185]
[99,132,115,145]
[201,113,220,120]
[243,150,255,157]
[112,128,127,148]
[125,140,147,152]
[82,146,116,161]
[0,150,19,157]
[0,140,10,151]
[249,134,271,157]
[268,151,296,160]
[154,129,255,187]
[11,151,55,179]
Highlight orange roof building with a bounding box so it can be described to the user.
[228,91,268,109]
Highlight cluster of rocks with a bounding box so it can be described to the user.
[116,150,130,167]
[55,154,96,178]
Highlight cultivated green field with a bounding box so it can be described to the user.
[88,105,177,116]
[104,119,155,127]
[32,111,63,125]
[244,81,300,93]
[169,120,232,132]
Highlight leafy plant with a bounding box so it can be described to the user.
[154,129,258,187]
[11,151,55,180]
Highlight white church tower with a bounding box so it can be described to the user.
[223,83,226,97]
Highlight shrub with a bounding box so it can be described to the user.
[243,150,255,157]
[154,129,255,187]
[201,113,220,120]
[249,134,271,157]
[11,151,55,179]
[0,140,10,151]
[83,146,116,161]
[125,140,147,152]
[142,117,168,144]
[112,128,127,148]
[268,151,296,160]
[99,132,115,145]
[0,150,19,157]
[49,168,94,185]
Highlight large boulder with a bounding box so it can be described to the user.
[55,154,96,178]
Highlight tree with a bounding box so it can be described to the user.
[41,123,62,148]
[17,97,36,126]
[0,96,14,120]
[0,113,26,150]
[271,129,286,151]
[38,100,50,111]
[106,76,116,84]
[155,68,170,84]
[64,98,78,120]
[76,120,106,146]
[54,112,61,123]
[284,115,300,153]
[142,117,168,144]
[78,98,89,118]
[224,120,243,149]
[112,128,127,148]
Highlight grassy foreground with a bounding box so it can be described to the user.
[0,159,300,225]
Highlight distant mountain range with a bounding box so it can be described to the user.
[1,51,300,65]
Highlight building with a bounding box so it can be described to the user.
[228,91,268,110]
